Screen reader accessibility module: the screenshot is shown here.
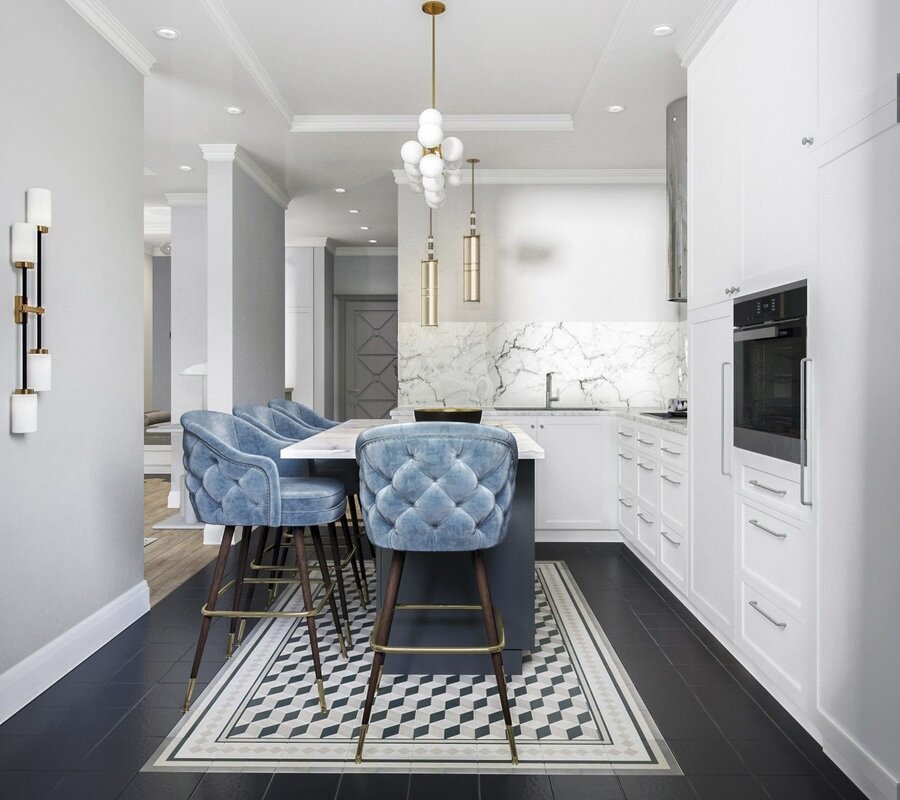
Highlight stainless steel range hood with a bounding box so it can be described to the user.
[666,96,687,302]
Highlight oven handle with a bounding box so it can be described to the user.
[800,357,812,506]
[721,361,731,477]
[734,327,780,342]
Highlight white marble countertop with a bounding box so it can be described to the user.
[389,406,688,435]
[280,418,545,460]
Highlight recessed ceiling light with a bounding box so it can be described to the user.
[224,106,244,115]
[178,165,192,171]
[360,226,370,231]
[369,239,377,244]
[154,27,180,39]
[607,104,626,113]
[348,209,360,214]
[334,187,347,193]
[651,24,676,37]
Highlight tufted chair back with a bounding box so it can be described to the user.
[269,399,339,430]
[232,404,317,479]
[355,422,518,552]
[181,410,283,527]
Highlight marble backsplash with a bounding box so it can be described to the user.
[398,321,687,408]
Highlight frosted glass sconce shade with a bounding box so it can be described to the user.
[26,188,52,230]
[11,391,37,433]
[11,223,36,265]
[28,350,51,391]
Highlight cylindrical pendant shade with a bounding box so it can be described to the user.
[11,223,36,265]
[421,258,439,327]
[11,391,37,433]
[28,350,51,392]
[26,188,52,230]
[463,234,480,302]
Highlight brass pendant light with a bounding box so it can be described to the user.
[463,157,481,302]
[421,209,439,326]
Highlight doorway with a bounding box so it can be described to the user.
[336,296,398,419]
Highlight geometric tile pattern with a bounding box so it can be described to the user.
[145,562,680,775]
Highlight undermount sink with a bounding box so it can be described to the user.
[494,406,607,411]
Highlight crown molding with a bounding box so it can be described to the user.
[65,0,155,77]
[285,237,337,253]
[573,0,636,120]
[198,0,292,126]
[676,0,740,67]
[334,246,398,257]
[291,114,574,133]
[393,168,665,185]
[164,192,207,207]
[200,144,290,209]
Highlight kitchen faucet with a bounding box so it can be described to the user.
[545,372,559,408]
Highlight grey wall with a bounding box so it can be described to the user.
[334,254,398,296]
[0,0,144,673]
[151,256,171,412]
[322,248,335,418]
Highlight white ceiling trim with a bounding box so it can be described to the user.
[291,114,574,133]
[285,237,337,253]
[393,168,665,185]
[200,144,290,209]
[676,0,740,67]
[165,193,207,207]
[334,247,399,257]
[572,0,636,120]
[64,0,156,77]
[198,0,292,126]
[143,223,171,235]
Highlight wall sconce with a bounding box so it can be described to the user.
[421,209,439,327]
[10,188,51,434]
[463,158,481,302]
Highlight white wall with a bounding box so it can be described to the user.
[285,246,315,405]
[143,252,153,410]
[151,256,171,413]
[0,0,145,680]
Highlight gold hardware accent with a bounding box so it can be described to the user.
[506,724,519,765]
[317,678,328,714]
[354,723,369,764]
[421,1,445,14]
[36,225,49,234]
[343,621,353,649]
[368,604,505,655]
[13,388,35,395]
[421,2,445,106]
[182,677,197,712]
[28,348,49,355]
[14,296,45,324]
[464,157,481,302]
[13,261,34,269]
[200,577,336,620]
[421,258,439,326]
[337,629,348,659]
[226,632,235,658]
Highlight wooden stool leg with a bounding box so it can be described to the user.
[327,522,354,648]
[183,525,235,712]
[265,527,284,606]
[238,525,269,644]
[272,526,290,603]
[294,527,329,714]
[473,550,518,765]
[227,526,252,657]
[355,549,405,764]
[311,526,347,659]
[340,513,367,606]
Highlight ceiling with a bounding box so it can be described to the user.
[105,0,708,248]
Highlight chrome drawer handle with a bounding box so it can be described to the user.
[660,531,681,547]
[637,512,653,524]
[748,479,787,496]
[637,462,654,471]
[637,437,654,445]
[661,474,681,485]
[749,519,787,539]
[618,453,633,461]
[661,447,681,456]
[748,600,787,629]
[618,431,633,438]
[618,498,633,508]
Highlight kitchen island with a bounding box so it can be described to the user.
[281,418,544,675]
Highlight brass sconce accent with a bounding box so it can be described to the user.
[421,209,439,327]
[14,295,45,325]
[463,158,481,302]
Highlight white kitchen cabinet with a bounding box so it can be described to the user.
[658,519,688,594]
[634,504,658,560]
[688,300,735,632]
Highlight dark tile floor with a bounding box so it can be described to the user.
[0,539,866,799]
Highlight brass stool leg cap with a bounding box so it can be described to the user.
[317,678,328,714]
[506,724,519,765]
[337,631,348,659]
[182,678,197,713]
[354,723,369,764]
[343,621,353,649]
[226,632,236,658]
[236,619,247,646]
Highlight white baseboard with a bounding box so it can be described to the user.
[167,489,180,509]
[819,709,900,800]
[143,444,171,476]
[536,529,623,543]
[0,581,150,724]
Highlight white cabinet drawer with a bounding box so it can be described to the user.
[617,425,636,444]
[635,504,658,558]
[659,465,687,527]
[618,447,637,493]
[659,436,687,466]
[739,501,806,615]
[740,464,803,515]
[636,456,659,508]
[618,493,636,542]
[635,430,658,450]
[659,518,687,594]
[739,583,805,698]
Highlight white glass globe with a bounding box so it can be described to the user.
[400,139,423,165]
[441,136,464,162]
[419,153,444,178]
[417,123,444,149]
[445,159,462,172]
[419,108,443,128]
[446,169,462,188]
[404,161,422,178]
[424,188,443,202]
[422,174,445,192]
[409,181,424,194]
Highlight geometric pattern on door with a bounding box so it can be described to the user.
[346,304,398,419]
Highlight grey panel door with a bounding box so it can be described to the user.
[343,300,398,419]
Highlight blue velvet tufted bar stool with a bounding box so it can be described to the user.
[354,422,520,765]
[180,410,347,715]
[233,404,367,640]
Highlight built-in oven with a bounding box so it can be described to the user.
[733,282,807,463]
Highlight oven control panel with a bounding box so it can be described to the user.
[734,283,806,328]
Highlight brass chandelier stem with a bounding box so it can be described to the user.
[431,10,436,108]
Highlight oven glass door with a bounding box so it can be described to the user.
[734,319,806,462]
